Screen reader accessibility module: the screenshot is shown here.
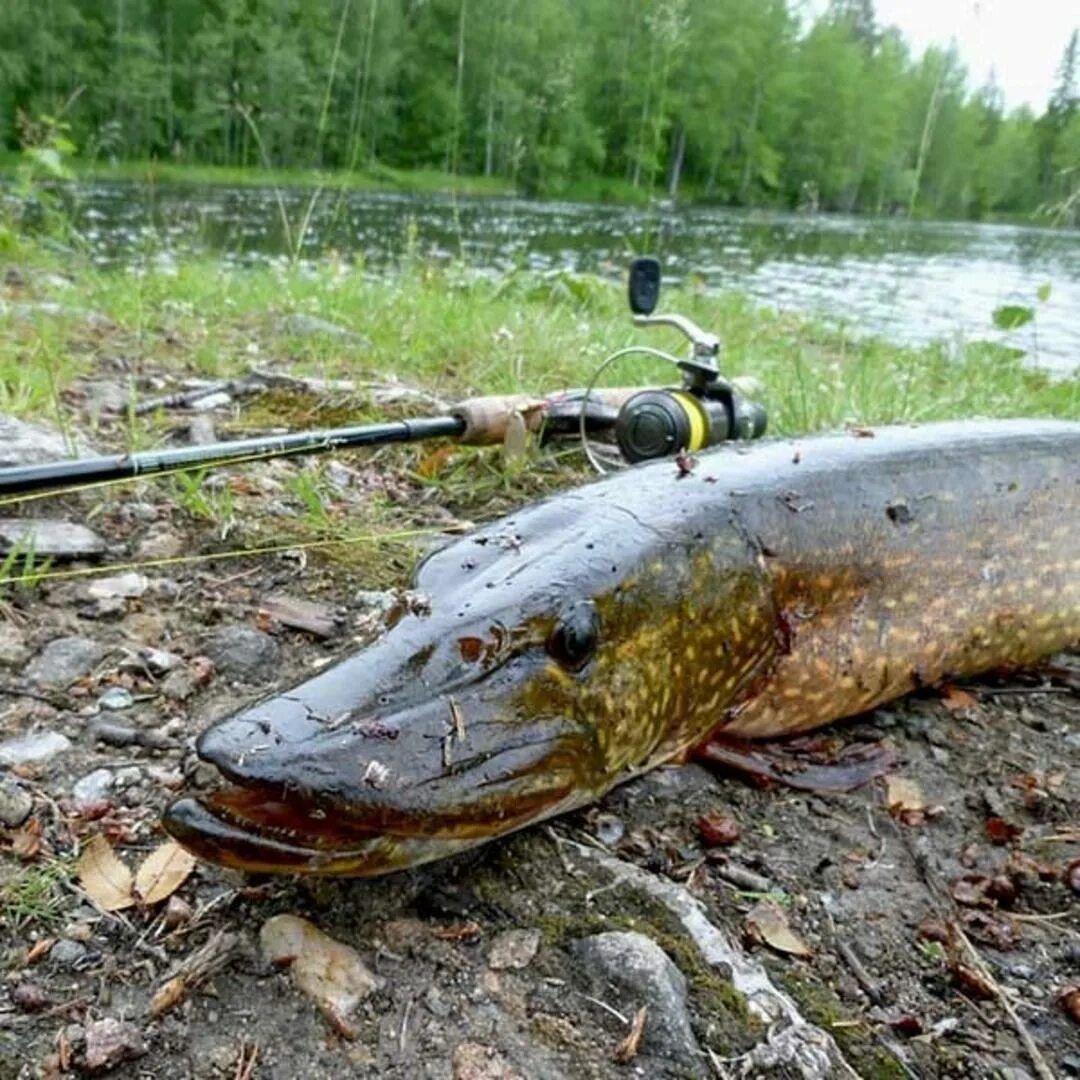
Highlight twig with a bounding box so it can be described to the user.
[953,924,1055,1080]
[578,992,629,1026]
[398,997,413,1056]
[835,940,885,1006]
[234,1039,259,1080]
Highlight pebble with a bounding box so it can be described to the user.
[50,939,90,968]
[98,686,135,711]
[72,768,115,805]
[487,929,541,971]
[0,414,93,467]
[203,625,280,681]
[26,636,107,687]
[0,731,71,767]
[161,668,198,701]
[187,415,217,444]
[1065,732,1080,752]
[425,984,453,1018]
[189,391,232,412]
[136,529,185,561]
[0,624,30,667]
[279,313,369,343]
[0,519,107,560]
[121,647,183,676]
[87,573,149,600]
[451,1042,524,1080]
[1061,1054,1080,1076]
[572,931,699,1062]
[82,1017,146,1072]
[0,778,33,826]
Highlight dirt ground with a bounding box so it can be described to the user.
[1,372,1078,1080]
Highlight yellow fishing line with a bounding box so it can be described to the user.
[0,526,442,588]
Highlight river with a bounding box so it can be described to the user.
[68,182,1080,375]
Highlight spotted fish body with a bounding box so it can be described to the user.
[164,420,1080,876]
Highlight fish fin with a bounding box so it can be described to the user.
[692,732,895,793]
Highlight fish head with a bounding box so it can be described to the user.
[163,488,771,875]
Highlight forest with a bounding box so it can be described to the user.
[0,0,1078,219]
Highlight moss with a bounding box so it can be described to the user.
[778,971,912,1080]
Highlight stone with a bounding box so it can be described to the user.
[50,939,90,968]
[188,391,232,412]
[136,528,185,561]
[72,769,115,806]
[203,625,280,682]
[98,686,134,711]
[487,929,541,971]
[160,668,198,701]
[86,573,149,600]
[26,636,107,687]
[571,931,699,1062]
[0,519,107,560]
[0,778,33,826]
[0,415,92,468]
[451,1042,524,1080]
[82,1017,146,1073]
[0,731,71,767]
[0,625,30,667]
[88,719,138,747]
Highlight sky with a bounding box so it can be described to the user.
[813,0,1079,111]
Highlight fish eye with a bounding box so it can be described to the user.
[547,601,599,672]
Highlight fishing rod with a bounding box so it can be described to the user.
[0,260,767,499]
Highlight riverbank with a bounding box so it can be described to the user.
[2,237,1076,433]
[1,242,1078,1079]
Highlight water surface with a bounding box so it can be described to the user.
[69,183,1080,375]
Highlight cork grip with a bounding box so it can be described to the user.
[452,388,645,445]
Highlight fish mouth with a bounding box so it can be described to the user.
[162,695,595,876]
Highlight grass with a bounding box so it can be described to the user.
[3,240,1075,433]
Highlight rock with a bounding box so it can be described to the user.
[1065,732,1080,752]
[160,668,198,701]
[82,1017,146,1073]
[97,686,134,711]
[119,647,183,676]
[88,719,138,747]
[87,572,149,600]
[187,414,217,445]
[0,415,91,468]
[27,636,107,687]
[259,594,338,638]
[260,914,379,1033]
[203,625,280,681]
[50,939,90,968]
[0,731,71,767]
[189,391,232,412]
[279,313,369,344]
[451,1042,524,1080]
[0,519,107,560]
[487,929,541,971]
[571,931,699,1062]
[72,768,115,806]
[136,528,185,560]
[0,625,30,667]
[0,778,33,826]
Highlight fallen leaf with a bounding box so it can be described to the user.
[698,814,741,847]
[951,961,995,1001]
[10,817,43,859]
[433,921,483,944]
[883,776,926,816]
[501,410,529,465]
[260,915,378,1036]
[744,900,813,958]
[1060,986,1080,1025]
[133,841,196,905]
[940,684,978,711]
[77,835,134,911]
[984,817,1023,845]
[148,975,187,1018]
[25,938,55,964]
[613,1006,648,1063]
[417,444,456,479]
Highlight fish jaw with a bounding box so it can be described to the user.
[161,640,606,875]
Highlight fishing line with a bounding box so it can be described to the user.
[0,525,443,588]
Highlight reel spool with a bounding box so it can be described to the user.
[579,259,767,474]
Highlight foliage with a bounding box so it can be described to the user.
[0,1,1076,217]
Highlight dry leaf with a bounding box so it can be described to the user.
[10,817,43,859]
[501,410,529,465]
[883,776,926,814]
[745,900,813,958]
[77,835,134,911]
[133,840,196,905]
[613,1006,648,1063]
[25,938,55,965]
[417,444,455,478]
[148,975,187,1018]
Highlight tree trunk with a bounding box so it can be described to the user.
[737,82,762,203]
[667,124,685,198]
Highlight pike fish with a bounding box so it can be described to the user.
[163,420,1080,875]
